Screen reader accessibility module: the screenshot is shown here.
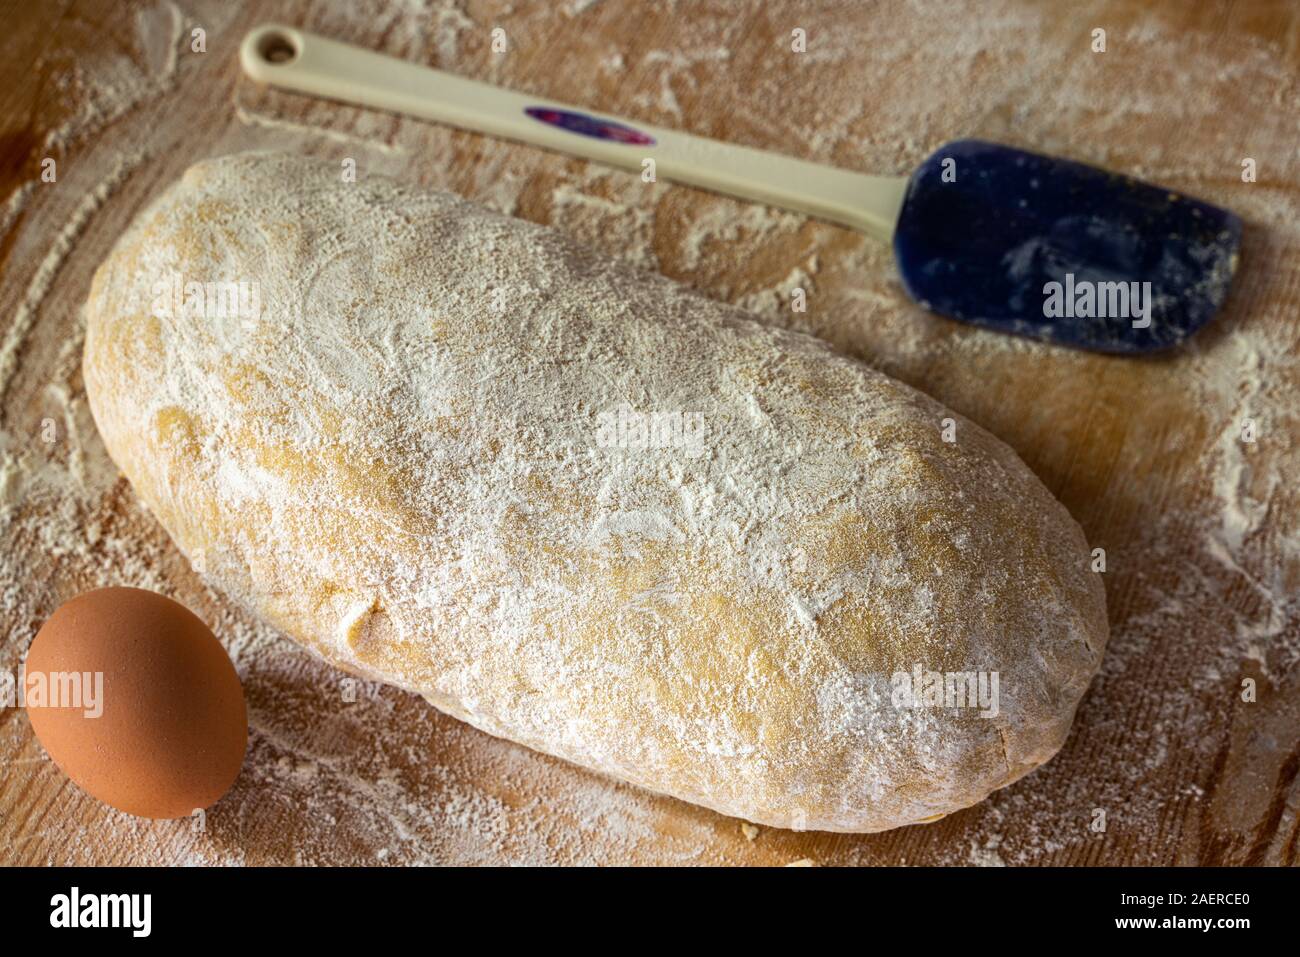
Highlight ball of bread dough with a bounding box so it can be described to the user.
[83,153,1107,832]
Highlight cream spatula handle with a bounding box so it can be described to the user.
[239,24,907,241]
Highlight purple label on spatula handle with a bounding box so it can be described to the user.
[524,107,656,146]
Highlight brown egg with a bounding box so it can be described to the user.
[25,587,247,819]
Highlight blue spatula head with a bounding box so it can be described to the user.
[892,140,1242,353]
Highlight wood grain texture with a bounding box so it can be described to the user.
[1,0,1297,866]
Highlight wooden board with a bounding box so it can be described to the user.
[1,0,1297,866]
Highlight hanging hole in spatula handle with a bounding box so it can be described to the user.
[257,30,298,65]
[241,25,306,80]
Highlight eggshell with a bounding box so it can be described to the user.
[25,587,247,819]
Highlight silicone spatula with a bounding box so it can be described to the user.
[239,23,1242,354]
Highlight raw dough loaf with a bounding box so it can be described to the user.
[83,153,1107,832]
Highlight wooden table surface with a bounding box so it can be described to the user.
[1,0,1297,866]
